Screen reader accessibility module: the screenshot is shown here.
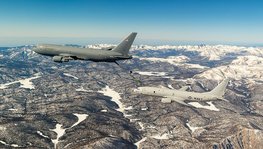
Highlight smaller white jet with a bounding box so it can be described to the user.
[134,78,230,106]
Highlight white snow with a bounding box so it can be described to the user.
[124,114,133,117]
[10,52,19,59]
[132,45,263,61]
[85,44,115,49]
[50,124,66,149]
[0,74,41,89]
[11,144,19,147]
[98,86,125,113]
[19,75,40,89]
[138,55,189,64]
[147,125,156,129]
[98,86,141,120]
[83,44,263,62]
[51,66,58,69]
[76,86,93,92]
[195,56,263,84]
[135,71,173,79]
[50,113,88,149]
[0,140,21,148]
[0,126,6,131]
[186,122,202,132]
[130,119,140,122]
[138,122,145,130]
[135,137,147,149]
[151,133,171,140]
[0,140,8,145]
[63,73,78,80]
[188,101,220,111]
[64,143,73,149]
[70,113,88,128]
[37,131,49,139]
[141,107,148,111]
[0,141,8,146]
[138,56,208,69]
[101,109,108,112]
[124,106,133,110]
[135,71,167,77]
[254,129,260,134]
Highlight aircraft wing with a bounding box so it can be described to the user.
[161,96,189,106]
[179,86,189,91]
[101,46,116,50]
[51,53,80,62]
[58,53,82,60]
[217,98,229,102]
[59,53,74,56]
[175,99,189,106]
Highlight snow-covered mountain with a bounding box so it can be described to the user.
[3,44,263,84]
[195,55,263,84]
[132,45,263,61]
[6,44,263,61]
[82,44,263,60]
[85,44,115,49]
[136,55,208,69]
[81,44,263,84]
[5,46,38,60]
[1,44,263,149]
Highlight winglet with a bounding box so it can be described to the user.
[112,32,137,56]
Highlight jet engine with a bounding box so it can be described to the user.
[161,98,172,103]
[52,56,64,62]
[52,56,74,62]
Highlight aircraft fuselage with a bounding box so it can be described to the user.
[33,44,132,62]
[32,32,137,63]
[135,87,218,102]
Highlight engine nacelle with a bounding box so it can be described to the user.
[161,98,172,103]
[52,56,72,62]
[52,56,63,63]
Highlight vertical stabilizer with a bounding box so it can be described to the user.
[209,78,230,97]
[112,32,137,56]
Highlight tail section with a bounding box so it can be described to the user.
[112,32,137,56]
[209,78,230,97]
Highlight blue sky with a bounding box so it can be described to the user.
[0,0,263,46]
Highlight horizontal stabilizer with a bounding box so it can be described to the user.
[218,98,229,102]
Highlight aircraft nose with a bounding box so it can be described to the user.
[32,46,37,52]
[133,87,142,93]
[32,44,44,53]
[32,46,38,53]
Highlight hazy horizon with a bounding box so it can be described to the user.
[0,36,262,47]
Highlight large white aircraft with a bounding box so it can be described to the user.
[134,78,230,106]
